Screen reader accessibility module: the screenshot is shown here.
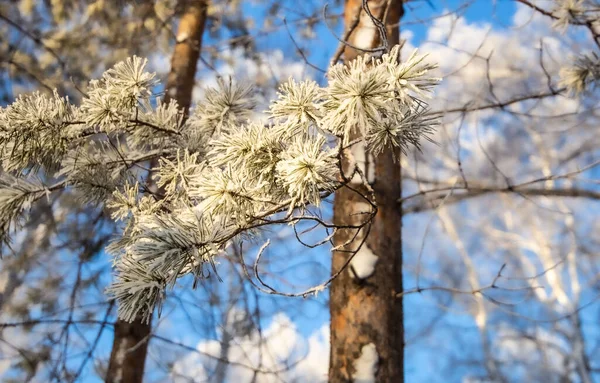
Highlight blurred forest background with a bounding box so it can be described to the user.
[0,0,599,382]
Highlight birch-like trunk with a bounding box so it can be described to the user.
[329,1,405,382]
[105,1,208,382]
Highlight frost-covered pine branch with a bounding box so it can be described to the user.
[551,0,600,32]
[540,0,600,96]
[560,52,600,94]
[0,175,50,244]
[0,90,76,172]
[0,46,440,322]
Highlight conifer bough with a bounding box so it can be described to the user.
[0,45,440,323]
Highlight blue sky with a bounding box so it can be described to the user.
[231,0,518,79]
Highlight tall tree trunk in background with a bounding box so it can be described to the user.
[163,0,209,116]
[330,1,405,382]
[105,1,208,382]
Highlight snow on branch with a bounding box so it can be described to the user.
[0,174,49,245]
[0,45,440,322]
[560,52,600,94]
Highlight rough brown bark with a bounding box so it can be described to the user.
[163,0,209,115]
[105,2,209,382]
[329,1,405,382]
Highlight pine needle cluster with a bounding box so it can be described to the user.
[0,46,440,322]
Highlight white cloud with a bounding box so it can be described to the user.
[172,312,329,383]
[397,3,595,187]
[493,325,569,375]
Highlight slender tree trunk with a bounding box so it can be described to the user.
[163,0,209,116]
[105,2,208,382]
[330,1,405,382]
[105,320,152,383]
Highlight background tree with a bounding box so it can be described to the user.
[330,1,406,382]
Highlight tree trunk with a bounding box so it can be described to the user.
[163,0,209,116]
[330,1,405,382]
[105,2,208,382]
[105,320,152,383]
